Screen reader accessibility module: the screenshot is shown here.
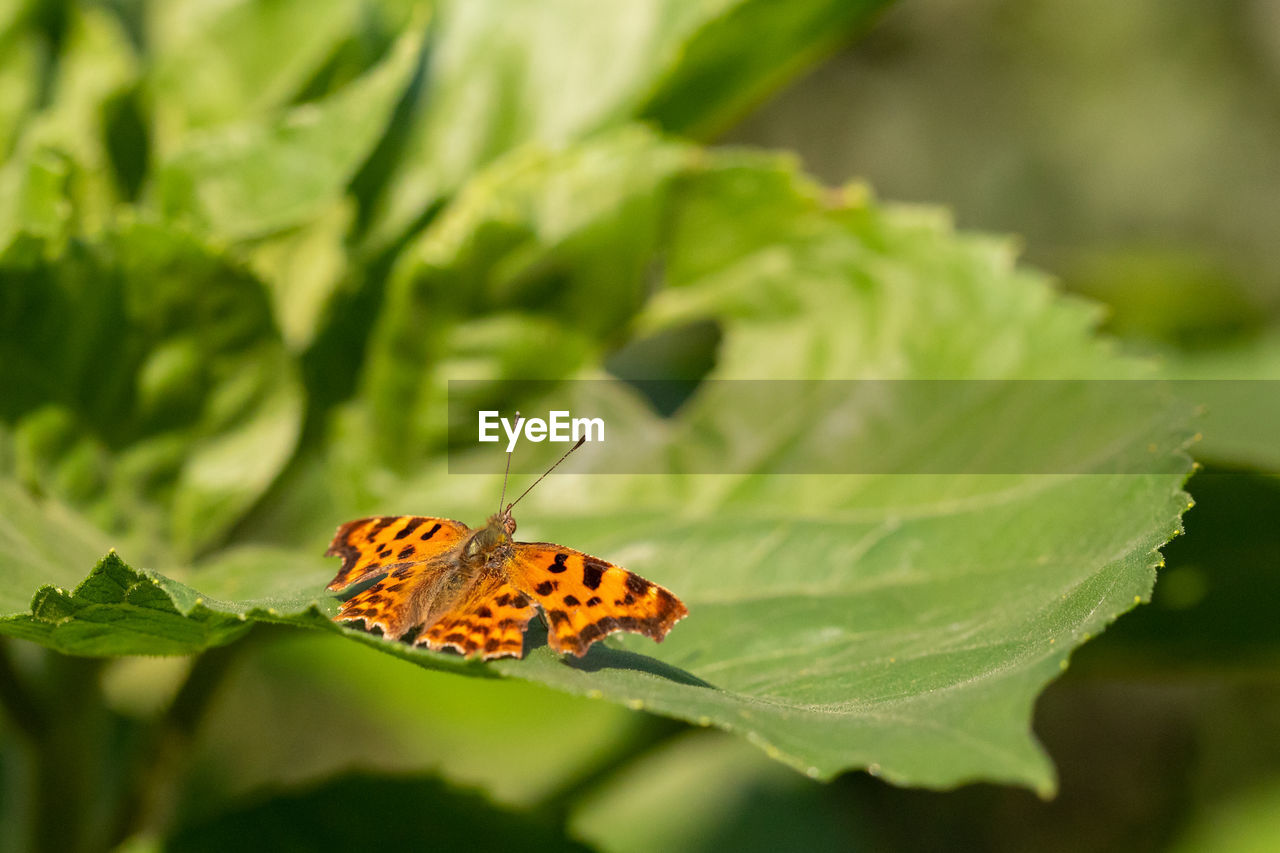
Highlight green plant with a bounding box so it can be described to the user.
[0,2,1218,851]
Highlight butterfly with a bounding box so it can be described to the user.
[324,439,687,660]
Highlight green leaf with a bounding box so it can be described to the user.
[366,0,887,247]
[245,200,355,351]
[0,0,34,40]
[0,6,139,236]
[315,136,1194,793]
[0,139,1194,795]
[0,551,252,657]
[638,0,893,138]
[163,772,593,852]
[0,221,303,560]
[0,480,111,615]
[0,148,73,251]
[153,26,421,241]
[146,0,368,154]
[0,26,42,158]
[356,126,693,464]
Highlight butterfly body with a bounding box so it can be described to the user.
[326,509,686,660]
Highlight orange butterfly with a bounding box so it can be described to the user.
[325,439,687,660]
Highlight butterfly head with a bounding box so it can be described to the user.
[465,511,515,559]
[477,434,581,559]
[494,508,517,537]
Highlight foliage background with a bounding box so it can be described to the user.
[0,0,1277,851]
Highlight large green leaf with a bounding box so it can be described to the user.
[0,139,1193,794]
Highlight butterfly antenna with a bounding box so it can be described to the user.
[506,436,586,513]
[497,411,517,516]
[498,449,514,516]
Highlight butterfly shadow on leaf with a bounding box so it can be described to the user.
[521,621,713,688]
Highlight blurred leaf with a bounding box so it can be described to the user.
[1066,248,1262,348]
[153,26,421,241]
[356,126,691,464]
[1171,775,1280,853]
[162,772,593,852]
[638,0,892,138]
[576,727,875,845]
[0,479,111,615]
[1158,330,1280,471]
[0,26,42,158]
[146,0,368,154]
[0,148,73,250]
[194,629,643,806]
[570,731,869,852]
[0,6,138,235]
[0,221,303,560]
[0,0,34,40]
[366,0,887,247]
[246,200,355,351]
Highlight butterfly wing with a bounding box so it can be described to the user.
[416,575,538,660]
[507,543,688,657]
[325,516,469,591]
[333,558,454,640]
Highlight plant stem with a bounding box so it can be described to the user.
[30,653,107,853]
[532,711,688,825]
[0,638,48,742]
[105,632,253,848]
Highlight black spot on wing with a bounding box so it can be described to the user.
[393,518,425,540]
[582,559,606,590]
[420,522,443,541]
[563,594,580,607]
[365,517,397,541]
[548,553,570,573]
[535,580,557,596]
